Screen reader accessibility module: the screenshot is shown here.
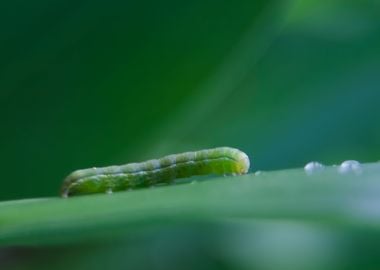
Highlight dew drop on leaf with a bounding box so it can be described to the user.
[304,162,325,175]
[338,160,362,175]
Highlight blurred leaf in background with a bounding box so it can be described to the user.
[0,0,282,200]
[1,0,379,200]
[1,0,380,269]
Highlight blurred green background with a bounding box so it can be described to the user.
[1,0,380,269]
[1,0,380,200]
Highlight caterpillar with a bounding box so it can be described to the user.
[61,147,250,198]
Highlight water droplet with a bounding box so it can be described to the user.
[106,188,113,195]
[304,161,325,175]
[338,160,362,175]
[254,171,262,176]
[191,180,197,184]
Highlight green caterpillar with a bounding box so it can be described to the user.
[61,147,250,197]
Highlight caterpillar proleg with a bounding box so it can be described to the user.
[61,147,250,198]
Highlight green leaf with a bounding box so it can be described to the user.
[1,162,380,246]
